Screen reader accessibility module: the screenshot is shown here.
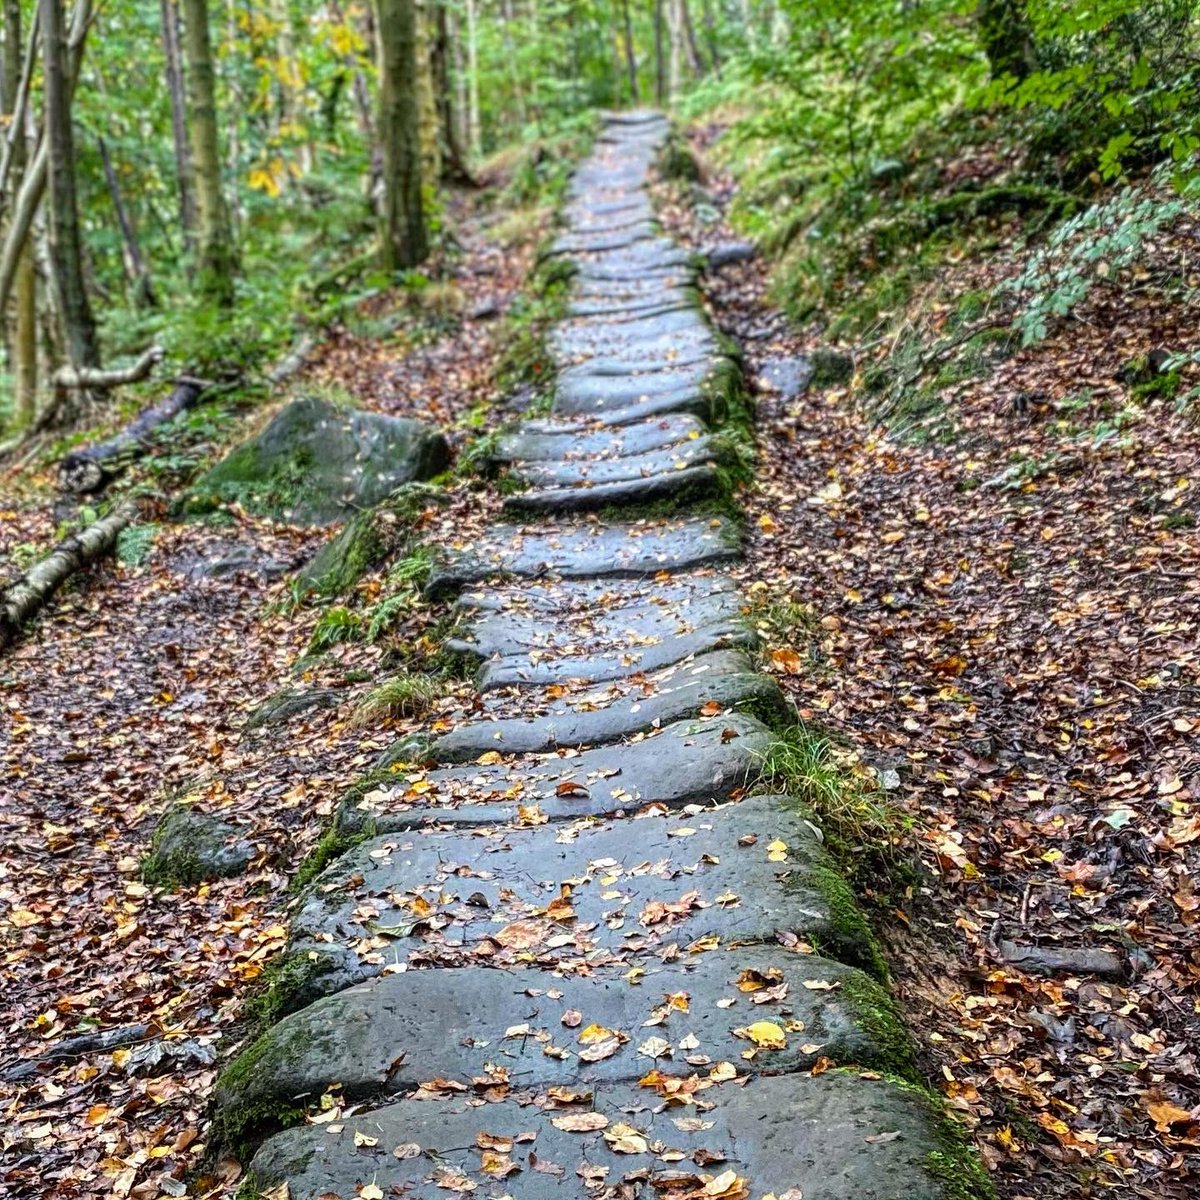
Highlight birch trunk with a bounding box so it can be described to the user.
[465,0,480,156]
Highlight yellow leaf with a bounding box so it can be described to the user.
[735,1020,786,1049]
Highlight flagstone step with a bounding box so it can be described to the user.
[338,713,772,835]
[249,1071,964,1200]
[213,943,907,1149]
[288,792,878,1002]
[434,649,781,758]
[425,515,740,598]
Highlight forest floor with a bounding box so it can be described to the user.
[664,125,1200,1199]
[0,186,532,1199]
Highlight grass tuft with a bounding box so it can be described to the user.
[352,672,440,726]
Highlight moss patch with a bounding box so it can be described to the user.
[808,863,890,984]
[841,970,918,1081]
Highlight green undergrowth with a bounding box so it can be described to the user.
[352,671,440,725]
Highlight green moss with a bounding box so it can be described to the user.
[808,864,890,984]
[211,1021,311,1160]
[243,949,337,1028]
[140,845,203,890]
[840,970,918,1081]
[181,440,315,520]
[291,818,377,895]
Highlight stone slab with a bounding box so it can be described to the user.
[252,1072,961,1200]
[502,464,721,516]
[434,650,782,758]
[290,792,872,1000]
[338,713,772,833]
[510,438,718,488]
[216,943,899,1124]
[497,414,706,464]
[425,516,740,599]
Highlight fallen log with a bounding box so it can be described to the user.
[0,497,140,652]
[58,375,208,494]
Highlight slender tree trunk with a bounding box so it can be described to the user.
[620,0,639,102]
[374,0,427,271]
[432,1,472,182]
[700,0,720,74]
[678,0,703,75]
[97,136,156,307]
[666,0,683,102]
[654,0,665,106]
[498,0,526,133]
[40,0,99,371]
[977,0,1035,80]
[180,0,236,303]
[465,0,480,156]
[3,0,36,424]
[447,3,469,160]
[159,0,196,252]
[414,0,440,183]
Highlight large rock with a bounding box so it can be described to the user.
[184,396,449,525]
[142,807,255,887]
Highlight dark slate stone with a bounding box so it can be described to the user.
[502,464,721,516]
[496,414,706,462]
[287,791,863,998]
[448,574,753,688]
[510,437,717,487]
[251,1072,956,1200]
[425,515,740,599]
[434,650,783,758]
[338,712,772,833]
[215,943,900,1125]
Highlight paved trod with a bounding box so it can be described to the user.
[217,112,985,1200]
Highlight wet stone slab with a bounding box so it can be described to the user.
[215,942,902,1123]
[425,516,740,599]
[289,792,872,999]
[449,576,753,688]
[503,464,722,517]
[504,429,710,480]
[251,1072,959,1200]
[435,649,781,758]
[337,713,772,834]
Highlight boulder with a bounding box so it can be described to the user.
[184,396,449,525]
[142,807,255,887]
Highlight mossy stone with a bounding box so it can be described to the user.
[142,807,255,888]
[183,397,450,525]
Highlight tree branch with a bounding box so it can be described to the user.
[51,344,163,390]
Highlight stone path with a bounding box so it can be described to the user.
[217,113,986,1200]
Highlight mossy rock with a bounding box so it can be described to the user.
[243,686,340,734]
[808,347,856,387]
[143,807,255,888]
[295,482,449,597]
[183,396,450,525]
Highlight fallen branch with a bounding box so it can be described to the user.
[51,343,163,390]
[0,1022,151,1083]
[997,938,1126,980]
[57,375,208,494]
[0,496,139,652]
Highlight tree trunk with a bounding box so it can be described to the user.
[374,0,427,272]
[977,0,1035,81]
[159,0,196,253]
[414,0,441,184]
[447,3,470,162]
[654,0,665,106]
[700,0,720,74]
[666,0,683,102]
[432,1,473,182]
[620,0,639,103]
[678,0,703,75]
[465,0,480,157]
[0,497,140,652]
[40,0,99,372]
[97,137,156,307]
[180,0,236,303]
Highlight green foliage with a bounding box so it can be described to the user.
[353,672,440,725]
[115,524,159,567]
[307,606,362,653]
